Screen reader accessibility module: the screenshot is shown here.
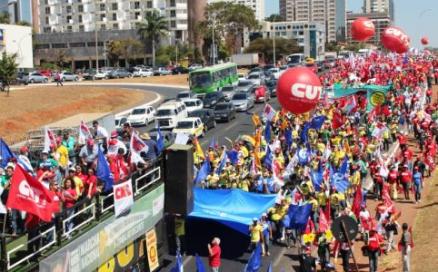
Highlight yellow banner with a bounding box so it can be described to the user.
[146,228,159,271]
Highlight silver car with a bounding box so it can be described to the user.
[61,71,79,81]
[231,92,255,111]
[25,72,48,84]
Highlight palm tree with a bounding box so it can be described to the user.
[137,10,169,67]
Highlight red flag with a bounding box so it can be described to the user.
[324,197,331,224]
[304,218,314,234]
[351,185,363,218]
[6,165,54,222]
[319,208,329,233]
[332,110,344,129]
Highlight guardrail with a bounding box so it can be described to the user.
[2,162,163,272]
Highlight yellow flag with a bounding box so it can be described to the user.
[252,113,261,127]
[254,128,262,148]
[193,138,205,160]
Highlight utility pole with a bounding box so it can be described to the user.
[210,12,216,65]
[272,31,276,66]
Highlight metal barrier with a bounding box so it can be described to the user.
[100,193,115,214]
[134,166,161,196]
[62,202,96,238]
[7,226,57,270]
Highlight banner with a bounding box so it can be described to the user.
[366,88,389,112]
[113,180,134,217]
[146,228,159,271]
[332,83,390,99]
[40,184,165,272]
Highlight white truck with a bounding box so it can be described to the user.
[231,53,259,66]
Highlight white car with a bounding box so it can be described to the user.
[183,99,203,113]
[176,91,195,101]
[246,72,264,86]
[133,68,153,77]
[173,117,205,138]
[115,115,129,128]
[127,106,156,126]
[268,68,283,79]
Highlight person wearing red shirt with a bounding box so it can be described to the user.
[399,165,412,200]
[387,166,399,200]
[84,168,98,199]
[61,178,78,237]
[208,237,221,272]
[367,229,384,272]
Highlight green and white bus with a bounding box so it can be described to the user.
[189,63,238,94]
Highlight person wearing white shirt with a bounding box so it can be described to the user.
[92,120,109,152]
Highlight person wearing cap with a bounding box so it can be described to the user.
[207,237,221,272]
[79,138,98,169]
[140,133,158,162]
[249,218,263,252]
[107,131,127,156]
[260,213,272,256]
[412,166,423,203]
[367,228,384,272]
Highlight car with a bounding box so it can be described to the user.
[220,85,236,101]
[148,128,176,148]
[247,72,265,85]
[61,71,79,81]
[252,85,270,103]
[115,115,129,129]
[108,69,132,79]
[248,67,263,75]
[127,106,156,126]
[24,72,48,83]
[15,72,29,85]
[236,80,255,93]
[183,99,204,113]
[173,117,205,138]
[176,91,196,101]
[153,67,171,76]
[265,78,277,97]
[172,66,189,74]
[304,62,318,74]
[39,69,52,78]
[188,109,217,130]
[155,100,188,129]
[231,92,255,112]
[132,68,153,77]
[213,102,236,122]
[268,68,282,79]
[202,91,225,108]
[83,69,108,80]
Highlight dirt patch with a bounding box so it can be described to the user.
[0,86,153,143]
[104,74,189,86]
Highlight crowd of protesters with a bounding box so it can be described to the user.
[0,120,161,239]
[191,52,438,272]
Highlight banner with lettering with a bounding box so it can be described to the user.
[113,179,134,217]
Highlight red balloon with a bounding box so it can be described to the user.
[421,36,429,45]
[381,27,410,54]
[277,67,322,114]
[351,17,375,42]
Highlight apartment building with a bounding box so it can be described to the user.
[346,12,391,45]
[279,0,346,43]
[208,0,265,21]
[363,0,394,21]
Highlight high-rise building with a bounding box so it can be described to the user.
[208,0,265,21]
[8,0,32,24]
[279,0,345,43]
[363,0,394,21]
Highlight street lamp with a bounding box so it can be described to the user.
[272,29,276,66]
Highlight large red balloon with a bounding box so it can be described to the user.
[351,17,375,41]
[277,67,322,114]
[381,27,410,54]
[421,36,429,45]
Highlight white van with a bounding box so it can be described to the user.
[287,53,305,66]
[155,101,188,129]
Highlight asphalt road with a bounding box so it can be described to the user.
[104,84,300,271]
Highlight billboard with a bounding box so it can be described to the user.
[39,184,165,272]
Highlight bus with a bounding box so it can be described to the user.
[189,63,238,94]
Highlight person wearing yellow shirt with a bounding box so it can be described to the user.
[67,168,84,196]
[55,141,69,171]
[249,219,263,251]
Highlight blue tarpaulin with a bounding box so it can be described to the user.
[189,188,277,235]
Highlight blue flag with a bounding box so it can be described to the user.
[196,254,206,272]
[209,136,216,149]
[300,122,310,143]
[310,116,326,130]
[0,139,15,168]
[297,148,309,166]
[226,150,239,165]
[267,262,273,272]
[264,120,271,142]
[156,125,165,154]
[288,203,312,231]
[171,251,183,272]
[263,146,272,169]
[310,170,323,191]
[96,148,114,192]
[216,152,228,174]
[339,156,349,175]
[194,159,211,184]
[285,128,292,149]
[244,243,262,272]
[330,172,350,193]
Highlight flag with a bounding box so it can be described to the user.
[43,126,57,153]
[130,131,148,164]
[285,128,293,149]
[226,150,239,165]
[252,113,261,127]
[288,203,312,231]
[244,243,262,272]
[339,156,349,175]
[330,171,350,193]
[96,148,114,192]
[263,146,273,169]
[319,208,329,232]
[297,148,309,166]
[78,120,92,145]
[310,170,323,191]
[264,120,271,142]
[300,122,310,143]
[366,88,388,112]
[263,104,276,121]
[194,159,211,184]
[209,136,216,149]
[156,125,165,154]
[331,110,344,129]
[267,262,273,272]
[344,95,357,114]
[310,116,326,130]
[0,139,15,168]
[196,254,206,272]
[216,152,228,174]
[171,251,183,272]
[6,165,54,222]
[351,185,363,219]
[193,137,205,161]
[254,128,262,148]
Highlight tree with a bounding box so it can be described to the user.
[265,14,283,22]
[137,10,169,67]
[0,52,18,95]
[155,43,191,66]
[245,37,301,63]
[16,21,31,26]
[325,42,341,53]
[107,39,145,67]
[0,12,9,24]
[106,40,124,67]
[54,50,71,69]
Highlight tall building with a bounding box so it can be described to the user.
[208,0,265,21]
[346,12,390,45]
[8,0,32,24]
[279,0,346,43]
[363,0,394,21]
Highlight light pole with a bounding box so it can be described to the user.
[272,30,276,66]
[175,39,179,66]
[209,12,216,65]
